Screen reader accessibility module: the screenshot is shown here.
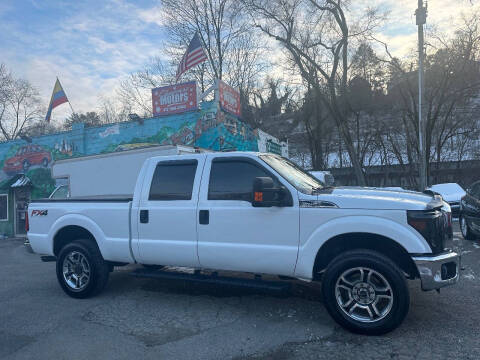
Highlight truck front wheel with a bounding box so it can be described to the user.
[56,239,110,298]
[321,249,409,335]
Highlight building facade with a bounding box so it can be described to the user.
[0,100,287,237]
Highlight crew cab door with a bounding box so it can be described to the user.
[135,156,205,267]
[196,155,300,276]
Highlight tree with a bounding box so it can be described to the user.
[243,0,386,185]
[162,0,263,87]
[385,15,480,185]
[299,86,335,170]
[117,58,175,117]
[98,97,131,125]
[0,64,43,140]
[242,78,294,128]
[65,112,102,129]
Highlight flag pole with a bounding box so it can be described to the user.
[68,101,75,116]
[57,76,75,115]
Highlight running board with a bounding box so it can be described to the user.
[130,268,292,292]
[41,255,56,262]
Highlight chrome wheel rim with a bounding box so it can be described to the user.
[461,217,467,237]
[335,267,393,323]
[62,251,91,291]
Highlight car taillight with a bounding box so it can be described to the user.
[25,210,29,232]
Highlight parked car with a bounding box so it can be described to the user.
[459,181,480,240]
[427,183,466,217]
[3,144,51,175]
[27,152,459,335]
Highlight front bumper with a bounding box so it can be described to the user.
[412,251,460,291]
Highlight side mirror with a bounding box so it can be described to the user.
[252,177,289,207]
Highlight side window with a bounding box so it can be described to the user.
[149,160,198,201]
[208,160,278,201]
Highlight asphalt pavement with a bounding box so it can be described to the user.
[0,222,479,360]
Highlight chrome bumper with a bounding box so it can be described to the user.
[412,251,460,291]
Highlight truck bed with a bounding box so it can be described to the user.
[28,196,133,262]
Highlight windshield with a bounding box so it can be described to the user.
[259,154,324,194]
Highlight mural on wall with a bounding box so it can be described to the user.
[0,137,82,198]
[0,100,261,200]
[99,101,258,154]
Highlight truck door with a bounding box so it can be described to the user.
[196,156,300,276]
[136,156,205,267]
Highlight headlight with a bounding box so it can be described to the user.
[407,209,447,254]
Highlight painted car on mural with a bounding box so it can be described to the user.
[3,145,51,175]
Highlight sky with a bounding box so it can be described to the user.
[0,0,478,123]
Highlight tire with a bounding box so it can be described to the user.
[56,239,110,299]
[460,215,476,240]
[321,249,409,335]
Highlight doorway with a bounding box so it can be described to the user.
[14,188,30,237]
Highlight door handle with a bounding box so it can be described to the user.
[140,209,149,224]
[199,210,209,225]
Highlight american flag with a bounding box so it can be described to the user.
[176,32,208,82]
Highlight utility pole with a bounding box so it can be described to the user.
[416,0,427,191]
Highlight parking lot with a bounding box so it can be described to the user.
[1,222,479,360]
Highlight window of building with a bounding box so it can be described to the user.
[149,160,198,201]
[0,194,8,221]
[208,159,279,201]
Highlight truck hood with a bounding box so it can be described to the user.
[313,186,441,210]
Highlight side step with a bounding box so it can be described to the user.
[130,268,292,292]
[41,255,56,262]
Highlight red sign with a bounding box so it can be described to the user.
[152,81,198,116]
[218,80,241,117]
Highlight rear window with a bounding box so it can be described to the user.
[149,160,198,201]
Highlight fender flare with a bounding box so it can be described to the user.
[48,213,108,257]
[294,215,431,280]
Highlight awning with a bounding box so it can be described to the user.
[0,174,32,190]
[11,175,32,188]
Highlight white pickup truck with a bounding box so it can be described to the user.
[28,152,459,335]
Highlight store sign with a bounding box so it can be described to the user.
[218,80,241,117]
[152,81,198,116]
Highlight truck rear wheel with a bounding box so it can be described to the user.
[321,249,409,335]
[56,239,110,298]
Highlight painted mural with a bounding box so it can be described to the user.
[0,100,259,200]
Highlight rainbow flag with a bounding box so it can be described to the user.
[45,78,69,122]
